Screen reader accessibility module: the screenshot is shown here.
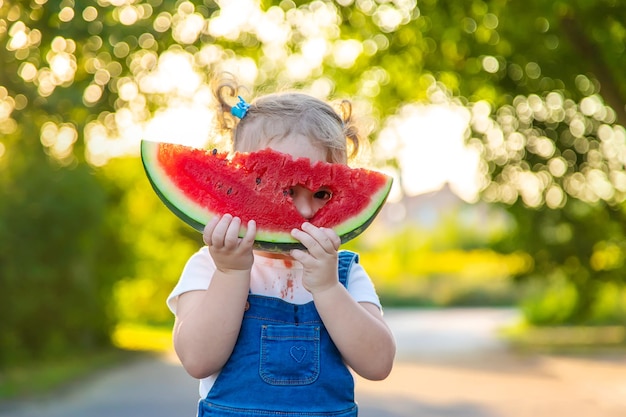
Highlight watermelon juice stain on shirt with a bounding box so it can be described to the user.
[279,273,295,300]
[254,254,306,303]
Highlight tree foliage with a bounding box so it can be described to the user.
[1,0,626,364]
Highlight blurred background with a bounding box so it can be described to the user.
[1,0,626,410]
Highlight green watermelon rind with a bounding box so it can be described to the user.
[140,140,392,251]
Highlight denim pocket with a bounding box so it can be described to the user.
[259,324,320,386]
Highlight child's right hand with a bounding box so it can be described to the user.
[203,214,256,274]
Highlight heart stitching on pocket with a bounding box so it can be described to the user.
[289,345,307,363]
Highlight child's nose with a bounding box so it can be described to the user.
[291,187,317,219]
[293,195,316,219]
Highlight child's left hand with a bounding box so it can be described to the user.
[290,222,341,294]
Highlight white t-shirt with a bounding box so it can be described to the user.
[167,247,382,399]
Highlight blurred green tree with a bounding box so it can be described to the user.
[2,0,626,368]
[0,121,134,363]
[0,0,198,364]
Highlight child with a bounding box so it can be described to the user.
[167,78,396,416]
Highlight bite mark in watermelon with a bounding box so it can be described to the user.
[140,140,392,251]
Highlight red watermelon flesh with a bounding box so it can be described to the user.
[141,140,392,251]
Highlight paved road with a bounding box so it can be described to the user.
[1,308,625,417]
[357,309,626,417]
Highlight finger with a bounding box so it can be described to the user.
[301,222,336,252]
[291,227,327,255]
[240,220,257,248]
[320,227,341,251]
[291,227,316,249]
[211,213,233,247]
[223,216,242,248]
[290,248,310,263]
[203,216,220,246]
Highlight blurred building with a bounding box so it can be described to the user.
[372,183,510,235]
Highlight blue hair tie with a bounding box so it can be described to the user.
[231,96,250,119]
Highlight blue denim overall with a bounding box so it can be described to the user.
[198,251,359,417]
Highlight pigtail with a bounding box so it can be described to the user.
[212,73,251,134]
[213,77,236,132]
[338,99,360,161]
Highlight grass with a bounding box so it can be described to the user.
[111,323,173,352]
[0,348,142,401]
[377,274,522,308]
[500,322,626,353]
[0,323,173,403]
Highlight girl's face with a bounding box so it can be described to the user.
[265,135,332,220]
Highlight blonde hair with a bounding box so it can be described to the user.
[214,77,361,164]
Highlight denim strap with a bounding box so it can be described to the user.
[337,250,358,288]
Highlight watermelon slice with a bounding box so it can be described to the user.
[140,140,392,251]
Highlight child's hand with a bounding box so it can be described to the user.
[290,222,341,294]
[203,214,256,274]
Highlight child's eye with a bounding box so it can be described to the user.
[314,189,332,201]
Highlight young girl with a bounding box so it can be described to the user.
[167,79,396,416]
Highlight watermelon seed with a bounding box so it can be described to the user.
[212,148,218,155]
[256,177,261,185]
[227,187,232,195]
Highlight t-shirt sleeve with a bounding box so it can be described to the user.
[346,262,383,311]
[166,247,216,315]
